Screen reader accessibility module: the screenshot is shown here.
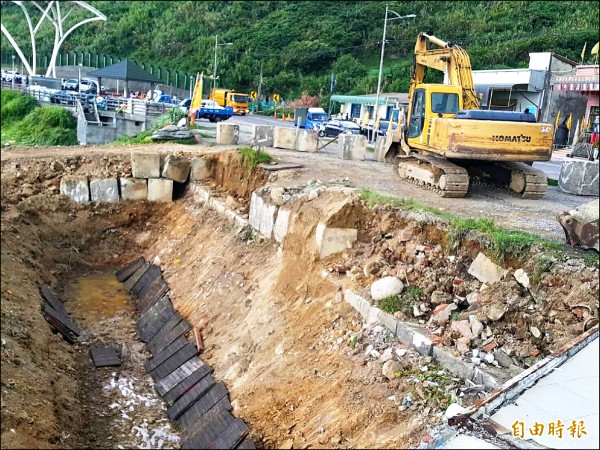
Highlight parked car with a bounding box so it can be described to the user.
[361,119,398,138]
[318,119,361,137]
[178,98,192,113]
[50,90,77,105]
[62,78,79,91]
[2,70,22,83]
[79,78,97,93]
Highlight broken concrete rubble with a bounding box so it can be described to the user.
[161,155,191,183]
[467,253,508,284]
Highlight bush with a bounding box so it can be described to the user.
[1,91,37,125]
[238,146,272,172]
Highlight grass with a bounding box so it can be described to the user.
[114,109,198,145]
[379,294,413,316]
[547,178,559,186]
[358,188,569,263]
[238,146,273,172]
[1,95,77,146]
[404,287,423,299]
[396,368,454,406]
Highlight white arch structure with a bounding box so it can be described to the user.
[1,1,106,77]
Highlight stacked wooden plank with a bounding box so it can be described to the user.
[117,257,255,449]
[39,285,82,344]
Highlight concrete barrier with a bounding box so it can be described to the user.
[120,178,148,201]
[162,155,191,183]
[217,123,239,145]
[273,207,293,243]
[147,178,173,202]
[132,152,160,179]
[190,157,210,182]
[558,160,599,196]
[90,178,120,203]
[273,127,296,150]
[315,222,357,259]
[251,125,274,147]
[338,134,367,160]
[60,176,90,203]
[295,129,318,153]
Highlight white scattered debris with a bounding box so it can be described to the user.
[132,420,180,449]
[444,402,469,419]
[395,348,407,358]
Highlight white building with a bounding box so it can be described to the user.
[330,93,409,122]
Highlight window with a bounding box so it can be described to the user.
[351,103,361,118]
[431,93,459,114]
[408,89,426,138]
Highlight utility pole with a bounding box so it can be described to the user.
[213,35,218,92]
[257,62,263,112]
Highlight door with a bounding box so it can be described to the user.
[407,89,426,139]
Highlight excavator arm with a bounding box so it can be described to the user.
[409,32,480,112]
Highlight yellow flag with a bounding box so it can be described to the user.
[374,115,381,133]
[566,113,572,130]
[592,42,600,55]
[554,110,560,129]
[189,72,203,124]
[361,111,370,128]
[581,42,587,62]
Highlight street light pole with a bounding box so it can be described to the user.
[212,35,233,94]
[373,6,416,142]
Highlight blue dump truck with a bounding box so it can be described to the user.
[295,107,329,130]
[181,99,234,123]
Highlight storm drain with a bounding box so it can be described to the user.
[116,257,255,449]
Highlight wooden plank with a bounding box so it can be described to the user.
[166,372,216,420]
[43,305,80,343]
[235,438,256,449]
[147,312,183,353]
[155,358,205,396]
[151,342,199,381]
[90,347,121,367]
[194,327,204,352]
[138,278,169,314]
[205,418,249,449]
[144,335,187,372]
[39,285,67,315]
[124,262,150,291]
[138,296,176,343]
[115,256,145,282]
[132,264,161,297]
[148,317,191,356]
[260,163,303,171]
[163,364,214,405]
[181,407,235,447]
[177,382,230,430]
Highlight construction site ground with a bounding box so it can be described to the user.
[1,142,598,449]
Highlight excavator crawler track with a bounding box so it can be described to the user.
[395,154,470,198]
[468,161,548,199]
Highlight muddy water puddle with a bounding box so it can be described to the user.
[66,272,133,325]
[63,271,181,449]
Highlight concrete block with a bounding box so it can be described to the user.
[190,157,211,182]
[432,346,499,390]
[344,289,371,321]
[338,134,367,160]
[315,222,357,259]
[120,178,147,201]
[468,252,508,284]
[273,207,293,243]
[273,127,296,150]
[295,129,318,153]
[558,160,599,196]
[395,322,433,356]
[147,178,173,202]
[161,154,191,183]
[90,178,120,203]
[217,123,239,145]
[59,176,90,203]
[131,152,160,179]
[374,307,399,335]
[251,125,274,147]
[249,191,278,239]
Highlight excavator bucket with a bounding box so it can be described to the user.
[557,199,599,251]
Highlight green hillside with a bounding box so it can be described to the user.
[1,1,598,100]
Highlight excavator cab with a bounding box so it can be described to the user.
[406,84,462,147]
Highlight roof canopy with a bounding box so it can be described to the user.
[331,93,409,105]
[88,59,161,83]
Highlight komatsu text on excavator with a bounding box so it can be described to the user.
[380,32,553,198]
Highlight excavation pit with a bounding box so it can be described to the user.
[1,147,598,449]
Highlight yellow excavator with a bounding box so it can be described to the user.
[379,32,553,198]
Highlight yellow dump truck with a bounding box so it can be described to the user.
[209,88,250,115]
